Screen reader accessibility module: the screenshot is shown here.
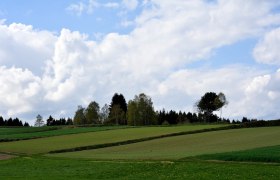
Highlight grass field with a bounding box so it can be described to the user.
[49,127,280,160]
[0,156,279,179]
[1,125,280,179]
[0,126,127,141]
[0,126,59,137]
[196,145,280,163]
[0,125,223,154]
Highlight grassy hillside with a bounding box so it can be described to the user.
[50,127,280,160]
[0,126,127,141]
[0,125,223,154]
[1,125,280,179]
[0,126,59,136]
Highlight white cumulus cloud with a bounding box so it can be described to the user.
[0,67,42,117]
[253,27,280,65]
[0,22,56,75]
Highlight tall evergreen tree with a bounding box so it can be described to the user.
[46,116,55,126]
[24,122,30,127]
[66,118,73,125]
[7,118,13,126]
[109,93,127,125]
[0,116,4,126]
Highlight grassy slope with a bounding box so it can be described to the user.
[0,157,279,180]
[51,127,280,160]
[196,145,280,163]
[0,126,60,134]
[0,125,222,154]
[0,126,59,137]
[0,126,127,140]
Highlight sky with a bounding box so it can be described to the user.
[1,0,280,123]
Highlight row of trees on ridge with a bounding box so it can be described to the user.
[0,92,230,127]
[73,92,229,126]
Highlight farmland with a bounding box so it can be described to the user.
[0,126,128,141]
[49,127,280,160]
[0,124,224,154]
[0,125,280,179]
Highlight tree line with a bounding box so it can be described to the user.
[73,92,230,126]
[46,116,73,126]
[0,116,30,127]
[0,92,230,127]
[1,91,273,127]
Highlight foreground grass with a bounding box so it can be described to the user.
[0,156,279,179]
[0,126,128,141]
[196,145,280,163]
[50,127,280,160]
[0,125,223,154]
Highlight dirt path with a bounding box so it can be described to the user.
[0,154,15,160]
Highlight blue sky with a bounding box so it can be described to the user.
[0,0,142,36]
[0,0,280,124]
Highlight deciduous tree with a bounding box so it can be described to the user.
[127,93,156,126]
[196,92,228,122]
[100,104,109,124]
[85,101,100,124]
[35,114,44,127]
[73,106,86,125]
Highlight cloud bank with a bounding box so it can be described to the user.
[1,0,280,123]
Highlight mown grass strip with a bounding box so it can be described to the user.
[49,125,238,154]
[0,126,129,142]
[0,126,60,135]
[195,145,280,163]
[51,126,280,160]
[1,125,224,154]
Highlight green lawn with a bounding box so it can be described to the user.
[50,127,280,160]
[196,145,280,163]
[0,156,279,179]
[0,125,223,154]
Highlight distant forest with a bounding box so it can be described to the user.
[0,116,29,127]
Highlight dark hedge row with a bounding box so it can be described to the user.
[240,119,280,128]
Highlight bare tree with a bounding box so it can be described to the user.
[35,114,44,127]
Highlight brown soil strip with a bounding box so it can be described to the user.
[0,154,15,160]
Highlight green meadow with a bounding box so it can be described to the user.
[0,124,223,154]
[0,125,280,179]
[197,145,280,163]
[49,127,280,160]
[0,157,279,180]
[0,126,127,141]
